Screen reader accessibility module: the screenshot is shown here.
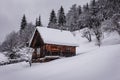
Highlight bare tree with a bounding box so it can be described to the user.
[1,31,19,58]
[82,28,92,42]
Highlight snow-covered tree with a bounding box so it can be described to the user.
[89,0,102,46]
[38,16,42,26]
[103,14,120,35]
[66,4,81,31]
[20,14,27,30]
[19,23,35,48]
[97,0,120,21]
[35,16,42,27]
[35,18,38,27]
[111,14,120,35]
[82,28,92,42]
[77,5,82,15]
[83,3,89,13]
[77,3,91,29]
[0,31,19,59]
[48,10,57,29]
[58,6,66,30]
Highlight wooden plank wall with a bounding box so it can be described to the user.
[32,44,76,60]
[45,44,76,56]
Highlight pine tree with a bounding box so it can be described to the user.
[38,16,42,26]
[35,18,38,27]
[48,10,57,29]
[77,5,82,15]
[90,0,98,16]
[77,3,91,29]
[36,16,42,27]
[66,4,79,31]
[97,0,120,20]
[58,6,66,29]
[83,3,89,13]
[20,14,27,30]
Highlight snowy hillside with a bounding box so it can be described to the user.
[0,31,120,80]
[74,30,120,54]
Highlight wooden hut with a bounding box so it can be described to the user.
[29,27,78,62]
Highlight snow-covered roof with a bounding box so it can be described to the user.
[31,27,78,47]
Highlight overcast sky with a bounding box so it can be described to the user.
[0,0,90,42]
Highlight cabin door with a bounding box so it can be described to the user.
[37,48,40,58]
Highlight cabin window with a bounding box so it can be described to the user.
[66,47,71,52]
[51,46,59,51]
[37,48,40,54]
[51,46,57,49]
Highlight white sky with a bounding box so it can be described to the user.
[0,0,90,42]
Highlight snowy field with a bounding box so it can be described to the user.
[0,31,120,80]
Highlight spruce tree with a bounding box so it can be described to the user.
[20,14,27,30]
[35,18,38,27]
[48,10,57,28]
[58,6,66,29]
[77,3,91,29]
[90,0,98,16]
[35,16,42,27]
[77,5,82,15]
[66,4,82,31]
[38,16,42,26]
[83,3,89,12]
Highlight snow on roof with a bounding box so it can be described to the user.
[35,27,79,46]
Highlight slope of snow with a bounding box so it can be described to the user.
[73,30,97,54]
[74,30,120,54]
[102,32,120,46]
[0,30,120,80]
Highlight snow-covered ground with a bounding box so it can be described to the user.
[0,53,9,64]
[0,31,120,80]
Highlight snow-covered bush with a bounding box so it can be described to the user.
[82,28,92,42]
[16,47,33,61]
[0,53,9,65]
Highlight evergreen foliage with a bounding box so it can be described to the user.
[20,14,27,30]
[36,16,42,27]
[58,6,66,29]
[66,4,82,31]
[48,10,57,29]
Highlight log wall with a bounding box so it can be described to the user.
[32,44,76,60]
